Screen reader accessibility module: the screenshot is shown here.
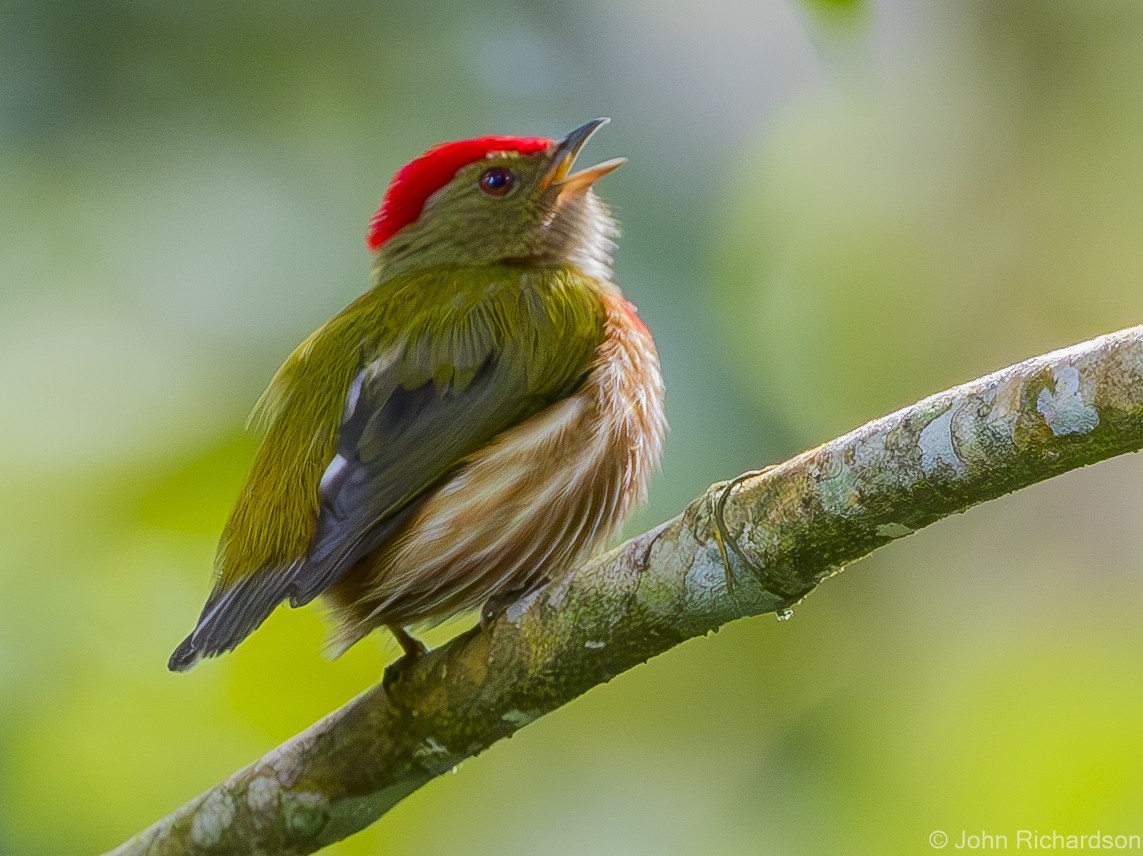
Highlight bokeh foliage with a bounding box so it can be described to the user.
[2,1,1143,854]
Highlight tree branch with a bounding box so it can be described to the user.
[107,326,1143,855]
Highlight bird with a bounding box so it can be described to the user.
[168,118,666,671]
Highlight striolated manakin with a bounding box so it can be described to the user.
[169,118,666,671]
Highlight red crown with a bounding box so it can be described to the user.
[366,135,552,251]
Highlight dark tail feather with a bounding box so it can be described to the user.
[168,564,297,671]
[287,505,416,608]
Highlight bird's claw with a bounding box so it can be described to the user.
[711,466,775,596]
[711,465,819,611]
[382,625,428,695]
[480,577,548,628]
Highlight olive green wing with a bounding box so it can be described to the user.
[169,274,603,670]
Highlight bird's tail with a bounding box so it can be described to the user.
[167,564,298,671]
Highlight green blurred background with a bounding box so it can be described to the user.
[3,1,1143,853]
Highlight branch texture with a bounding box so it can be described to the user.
[108,326,1143,855]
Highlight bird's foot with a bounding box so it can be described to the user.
[480,577,549,628]
[390,624,428,658]
[711,465,776,595]
[382,624,427,694]
[710,465,818,611]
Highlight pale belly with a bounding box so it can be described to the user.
[327,289,666,649]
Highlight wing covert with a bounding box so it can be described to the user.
[169,266,604,670]
[291,286,601,603]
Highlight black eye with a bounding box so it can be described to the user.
[479,167,515,197]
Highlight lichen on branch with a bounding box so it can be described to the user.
[106,326,1143,856]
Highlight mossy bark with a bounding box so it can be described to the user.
[107,326,1143,855]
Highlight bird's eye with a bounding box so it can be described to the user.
[479,167,516,197]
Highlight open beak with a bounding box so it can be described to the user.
[540,117,627,193]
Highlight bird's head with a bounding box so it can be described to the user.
[367,118,625,284]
